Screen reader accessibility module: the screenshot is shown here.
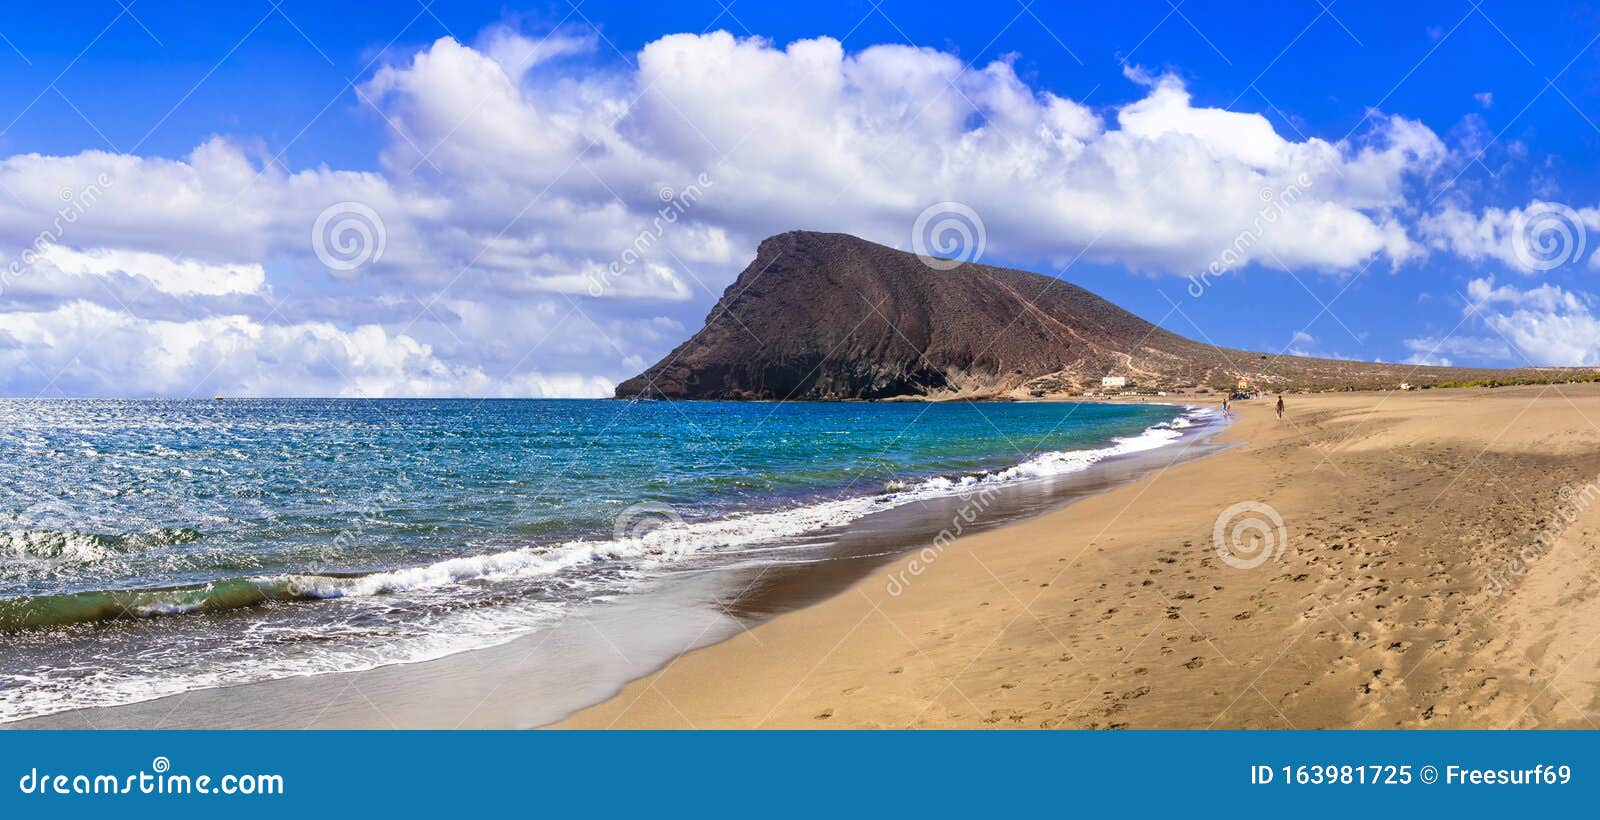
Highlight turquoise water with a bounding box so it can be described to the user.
[0,398,1208,721]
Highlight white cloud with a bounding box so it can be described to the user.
[0,27,1497,397]
[1418,200,1600,273]
[1286,330,1360,360]
[1117,70,1290,169]
[476,24,599,80]
[1405,277,1600,367]
[0,137,453,279]
[365,33,1449,275]
[1401,334,1513,366]
[1466,277,1600,365]
[37,246,265,296]
[0,301,612,398]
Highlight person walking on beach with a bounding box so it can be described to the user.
[1275,394,1284,421]
[1222,396,1230,416]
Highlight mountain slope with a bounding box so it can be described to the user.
[617,231,1582,400]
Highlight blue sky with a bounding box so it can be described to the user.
[2,1,1599,396]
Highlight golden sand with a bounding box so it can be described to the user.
[559,386,1600,728]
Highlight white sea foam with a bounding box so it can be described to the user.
[0,600,571,723]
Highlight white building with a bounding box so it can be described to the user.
[1101,376,1128,389]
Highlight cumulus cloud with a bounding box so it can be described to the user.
[1418,200,1600,273]
[1466,277,1600,365]
[358,32,1453,277]
[0,26,1480,397]
[0,301,612,398]
[1405,277,1600,367]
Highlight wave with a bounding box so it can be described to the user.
[0,406,1218,633]
[1,526,203,563]
[0,578,273,631]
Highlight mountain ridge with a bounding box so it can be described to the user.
[616,231,1588,400]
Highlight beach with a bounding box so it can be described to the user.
[559,386,1600,729]
[16,386,1600,729]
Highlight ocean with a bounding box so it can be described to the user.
[0,398,1216,723]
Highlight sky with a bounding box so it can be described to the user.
[2,0,1600,397]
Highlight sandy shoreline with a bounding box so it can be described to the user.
[559,386,1600,728]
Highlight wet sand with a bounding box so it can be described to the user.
[559,386,1600,728]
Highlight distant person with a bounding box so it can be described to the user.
[1275,394,1284,421]
[1221,396,1230,416]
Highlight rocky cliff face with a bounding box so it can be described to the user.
[616,231,1578,399]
